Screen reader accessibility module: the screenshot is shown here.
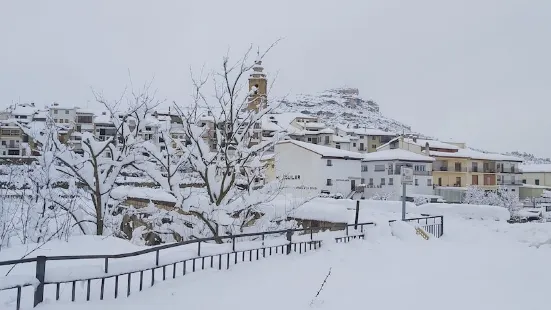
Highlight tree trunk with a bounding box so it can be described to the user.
[95,195,103,235]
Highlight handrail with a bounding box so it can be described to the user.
[0,222,375,266]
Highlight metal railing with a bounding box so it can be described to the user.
[391,215,444,238]
[0,222,375,309]
[0,216,444,309]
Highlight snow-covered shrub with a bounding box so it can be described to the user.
[464,186,521,215]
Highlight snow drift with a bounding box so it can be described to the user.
[415,203,510,221]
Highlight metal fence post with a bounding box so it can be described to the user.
[197,241,201,256]
[286,230,293,255]
[441,216,444,237]
[155,249,160,266]
[232,236,236,252]
[34,256,46,307]
[104,257,109,273]
[354,200,360,230]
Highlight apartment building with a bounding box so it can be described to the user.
[335,125,396,153]
[0,120,29,156]
[361,149,435,199]
[378,136,523,201]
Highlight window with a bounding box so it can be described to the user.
[311,138,318,144]
[369,178,373,185]
[0,141,4,145]
[414,165,426,171]
[326,179,332,186]
[455,177,461,186]
[389,178,394,185]
[326,159,332,166]
[371,144,376,149]
[415,179,419,186]
[335,144,341,149]
[65,110,69,114]
[361,165,368,172]
[359,136,364,139]
[372,136,376,140]
[381,178,385,185]
[54,110,58,114]
[353,143,356,147]
[522,179,526,184]
[374,164,385,172]
[359,143,365,151]
[427,179,432,186]
[324,136,330,145]
[361,178,365,184]
[536,179,540,185]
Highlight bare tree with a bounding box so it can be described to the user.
[22,85,160,236]
[168,44,285,242]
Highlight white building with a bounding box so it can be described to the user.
[274,139,363,197]
[521,164,551,187]
[361,149,435,200]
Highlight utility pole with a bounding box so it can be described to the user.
[401,167,413,221]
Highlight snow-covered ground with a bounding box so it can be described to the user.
[31,219,551,310]
[2,203,551,310]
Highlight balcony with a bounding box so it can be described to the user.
[498,180,523,186]
[434,166,467,172]
[499,167,522,174]
[388,169,431,176]
[483,167,497,173]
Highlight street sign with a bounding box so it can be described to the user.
[401,167,414,185]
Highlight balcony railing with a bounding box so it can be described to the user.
[388,170,431,176]
[483,167,497,173]
[434,166,467,172]
[498,180,523,186]
[499,167,522,174]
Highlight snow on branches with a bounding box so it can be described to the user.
[464,185,521,214]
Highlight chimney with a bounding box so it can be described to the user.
[413,136,417,143]
[53,102,59,107]
[102,111,107,116]
[30,102,35,107]
[425,142,430,156]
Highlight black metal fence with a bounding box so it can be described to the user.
[0,222,375,310]
[391,215,444,238]
[0,216,444,310]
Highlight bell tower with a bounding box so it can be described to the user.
[247,53,268,112]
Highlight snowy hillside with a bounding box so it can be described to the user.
[277,88,414,134]
[505,151,551,164]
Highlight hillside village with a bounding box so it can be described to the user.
[0,57,550,248]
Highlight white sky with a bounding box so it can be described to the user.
[1,0,550,157]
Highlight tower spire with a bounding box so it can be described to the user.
[247,51,268,112]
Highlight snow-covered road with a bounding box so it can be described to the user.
[32,221,551,310]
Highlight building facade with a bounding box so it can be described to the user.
[361,149,435,199]
[274,140,363,197]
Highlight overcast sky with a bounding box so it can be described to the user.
[1,0,550,157]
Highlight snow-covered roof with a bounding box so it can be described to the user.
[11,105,37,116]
[362,149,435,162]
[268,113,317,126]
[520,164,551,173]
[319,128,335,134]
[111,186,177,203]
[94,114,112,124]
[332,135,351,143]
[304,122,326,129]
[430,149,523,162]
[277,140,363,159]
[405,138,459,150]
[261,116,284,132]
[336,125,396,136]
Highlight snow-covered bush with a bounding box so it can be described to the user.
[464,186,521,215]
